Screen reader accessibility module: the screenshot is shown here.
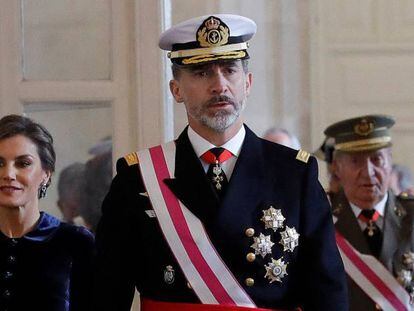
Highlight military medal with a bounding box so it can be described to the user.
[251,233,274,258]
[403,252,414,270]
[261,206,285,232]
[366,221,377,237]
[264,257,288,283]
[397,269,413,288]
[212,162,224,190]
[279,226,299,252]
[163,265,175,284]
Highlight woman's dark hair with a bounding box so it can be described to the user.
[0,114,56,174]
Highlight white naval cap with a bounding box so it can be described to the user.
[159,14,257,65]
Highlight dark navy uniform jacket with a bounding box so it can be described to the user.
[93,126,348,311]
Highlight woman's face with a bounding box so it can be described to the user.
[0,135,50,210]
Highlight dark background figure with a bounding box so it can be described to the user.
[263,127,301,150]
[79,140,112,233]
[314,136,341,194]
[390,163,414,196]
[0,114,95,311]
[57,162,86,224]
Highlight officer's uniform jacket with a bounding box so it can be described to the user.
[93,126,348,311]
[330,190,414,311]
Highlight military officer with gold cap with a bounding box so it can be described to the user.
[325,114,414,310]
[93,14,348,311]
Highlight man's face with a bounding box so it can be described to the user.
[169,60,252,134]
[333,148,392,209]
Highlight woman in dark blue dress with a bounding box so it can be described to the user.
[0,115,95,311]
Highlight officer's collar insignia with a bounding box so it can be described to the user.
[197,16,229,48]
[332,204,343,216]
[264,257,288,283]
[251,233,274,258]
[393,205,403,217]
[163,265,175,284]
[261,206,285,232]
[279,226,300,252]
[354,118,374,136]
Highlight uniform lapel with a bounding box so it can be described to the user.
[219,127,265,222]
[163,128,220,224]
[332,191,371,255]
[380,192,402,270]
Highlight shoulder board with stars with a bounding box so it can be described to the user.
[123,152,139,166]
[295,149,310,163]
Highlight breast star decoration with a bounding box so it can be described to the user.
[403,252,414,271]
[397,269,413,288]
[264,257,288,283]
[251,233,275,258]
[261,206,285,232]
[279,226,300,252]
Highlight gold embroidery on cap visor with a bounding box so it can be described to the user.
[334,136,391,152]
[181,51,247,65]
[168,42,248,59]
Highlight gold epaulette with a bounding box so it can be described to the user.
[124,152,139,166]
[398,192,414,200]
[296,149,310,163]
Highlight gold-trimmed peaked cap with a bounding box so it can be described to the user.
[324,115,395,152]
[159,14,256,65]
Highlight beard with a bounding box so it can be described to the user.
[188,95,246,133]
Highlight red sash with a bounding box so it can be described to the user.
[141,299,291,311]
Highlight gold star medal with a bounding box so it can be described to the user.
[279,226,300,252]
[251,233,274,258]
[261,206,285,232]
[403,252,414,270]
[264,257,288,283]
[397,269,412,288]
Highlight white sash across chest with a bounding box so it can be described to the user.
[336,231,412,310]
[137,141,255,307]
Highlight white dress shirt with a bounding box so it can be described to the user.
[350,192,388,231]
[187,125,245,180]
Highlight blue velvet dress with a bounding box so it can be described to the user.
[0,212,95,311]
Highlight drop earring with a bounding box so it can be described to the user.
[38,183,48,199]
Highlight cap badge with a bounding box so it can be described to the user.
[163,265,175,284]
[197,16,229,48]
[264,257,288,283]
[279,226,300,252]
[261,206,285,232]
[354,118,374,136]
[251,233,274,258]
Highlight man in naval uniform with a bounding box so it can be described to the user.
[325,115,414,310]
[93,14,348,311]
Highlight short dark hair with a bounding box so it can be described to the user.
[171,59,249,80]
[58,162,85,201]
[80,150,112,232]
[0,114,56,174]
